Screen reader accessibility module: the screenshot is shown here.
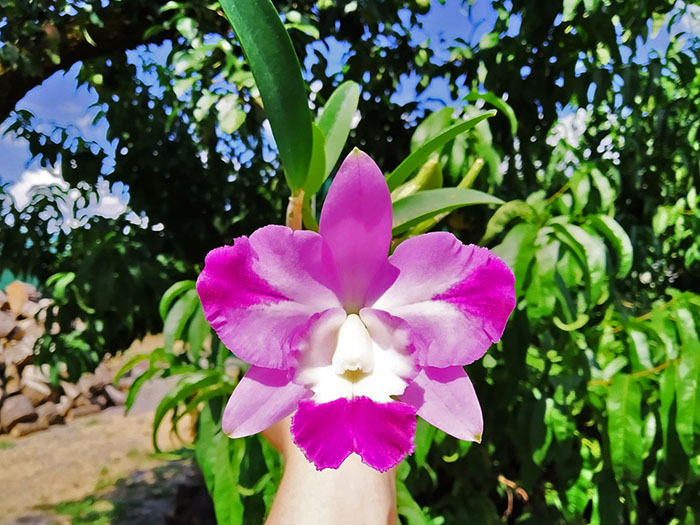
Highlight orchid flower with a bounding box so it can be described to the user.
[196,149,515,472]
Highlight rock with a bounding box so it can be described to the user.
[21,365,53,406]
[0,289,8,309]
[77,375,95,396]
[60,381,81,401]
[36,402,63,425]
[2,339,34,368]
[5,281,29,316]
[56,395,72,418]
[21,300,41,319]
[94,393,110,408]
[117,374,137,391]
[21,381,52,406]
[36,298,52,324]
[105,384,127,406]
[74,393,92,407]
[69,404,101,419]
[0,395,37,432]
[10,419,49,437]
[4,363,22,395]
[91,362,114,393]
[10,318,43,346]
[0,309,14,338]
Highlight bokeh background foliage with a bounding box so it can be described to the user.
[2,0,700,522]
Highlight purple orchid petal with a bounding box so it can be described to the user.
[223,366,310,438]
[319,150,394,311]
[351,397,417,472]
[374,232,515,367]
[291,398,354,470]
[196,225,340,368]
[291,397,416,472]
[401,366,483,442]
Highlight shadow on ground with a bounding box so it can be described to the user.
[10,461,216,525]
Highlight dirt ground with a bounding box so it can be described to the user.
[0,335,211,524]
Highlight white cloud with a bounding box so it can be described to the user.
[6,166,142,234]
[8,167,67,210]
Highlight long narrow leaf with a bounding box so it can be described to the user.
[386,111,496,191]
[163,289,199,351]
[465,91,518,135]
[302,123,327,196]
[220,0,312,190]
[675,340,700,457]
[316,81,360,178]
[587,214,633,278]
[607,374,643,482]
[159,280,195,321]
[392,188,502,235]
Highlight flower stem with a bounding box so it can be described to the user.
[588,358,679,387]
[286,189,304,231]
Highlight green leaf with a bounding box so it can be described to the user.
[285,22,320,39]
[651,12,666,38]
[396,479,428,525]
[413,418,436,468]
[659,363,675,448]
[159,280,195,321]
[392,188,502,235]
[176,17,198,40]
[492,222,539,297]
[220,0,312,190]
[125,367,161,411]
[590,168,615,211]
[187,303,209,362]
[390,153,443,202]
[607,374,643,482]
[113,353,150,385]
[628,329,652,370]
[216,94,246,134]
[302,124,327,196]
[386,111,496,191]
[212,434,244,524]
[480,200,535,244]
[316,81,360,177]
[570,173,590,215]
[675,341,700,457]
[47,272,76,303]
[465,91,518,135]
[550,223,606,304]
[530,398,553,466]
[587,214,633,278]
[163,289,199,352]
[152,370,221,451]
[562,0,582,21]
[410,106,453,152]
[479,32,499,49]
[524,239,558,319]
[195,403,217,491]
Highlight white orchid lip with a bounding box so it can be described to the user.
[296,311,413,404]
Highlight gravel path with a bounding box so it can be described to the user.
[0,337,207,524]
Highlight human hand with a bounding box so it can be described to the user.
[263,417,398,525]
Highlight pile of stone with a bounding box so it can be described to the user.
[0,280,129,438]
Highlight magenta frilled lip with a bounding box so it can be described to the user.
[196,149,516,472]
